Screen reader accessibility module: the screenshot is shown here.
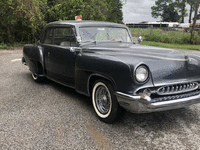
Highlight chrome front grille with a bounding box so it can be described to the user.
[152,90,200,103]
[157,82,199,95]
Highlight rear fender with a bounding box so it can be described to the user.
[23,45,44,74]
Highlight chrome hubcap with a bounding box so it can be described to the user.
[32,73,38,80]
[95,85,111,114]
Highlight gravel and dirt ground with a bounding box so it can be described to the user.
[1,47,200,149]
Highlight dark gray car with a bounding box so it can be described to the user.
[22,21,200,123]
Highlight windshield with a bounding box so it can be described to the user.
[79,27,132,43]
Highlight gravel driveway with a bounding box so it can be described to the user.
[1,48,200,150]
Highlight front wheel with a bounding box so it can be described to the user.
[92,80,120,123]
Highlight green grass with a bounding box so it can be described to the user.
[141,41,200,51]
[0,42,26,49]
[0,43,10,49]
[129,28,200,45]
[130,28,152,37]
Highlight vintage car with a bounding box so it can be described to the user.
[22,21,200,123]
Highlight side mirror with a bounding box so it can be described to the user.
[70,47,82,53]
[138,36,143,44]
[76,36,82,43]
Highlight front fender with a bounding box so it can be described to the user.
[75,53,134,96]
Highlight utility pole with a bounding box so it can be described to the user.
[190,0,200,44]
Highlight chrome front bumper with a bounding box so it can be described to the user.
[116,92,200,113]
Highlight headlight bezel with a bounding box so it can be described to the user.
[134,65,149,83]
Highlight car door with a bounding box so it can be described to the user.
[42,27,53,76]
[44,26,77,87]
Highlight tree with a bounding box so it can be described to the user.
[0,0,17,43]
[197,10,200,19]
[47,0,57,7]
[198,13,200,19]
[0,0,123,44]
[187,0,196,23]
[175,0,187,23]
[106,0,123,23]
[151,0,181,22]
[46,0,123,23]
[46,0,62,22]
[83,0,109,21]
[47,0,110,22]
[190,0,200,44]
[47,0,85,22]
[0,0,46,43]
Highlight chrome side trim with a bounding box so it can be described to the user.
[116,92,141,100]
[116,92,151,104]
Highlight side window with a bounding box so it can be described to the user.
[53,27,76,46]
[44,28,53,44]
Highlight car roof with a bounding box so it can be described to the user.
[46,20,127,28]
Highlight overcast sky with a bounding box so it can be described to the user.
[122,0,192,23]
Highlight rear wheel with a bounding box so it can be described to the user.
[92,80,120,123]
[31,72,44,82]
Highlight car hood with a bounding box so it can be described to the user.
[82,43,200,86]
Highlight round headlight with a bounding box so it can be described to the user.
[135,65,149,83]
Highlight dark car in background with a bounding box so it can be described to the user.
[22,21,200,123]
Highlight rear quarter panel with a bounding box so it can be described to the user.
[23,45,44,74]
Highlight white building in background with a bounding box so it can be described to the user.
[178,23,190,28]
[125,21,179,28]
[190,19,200,27]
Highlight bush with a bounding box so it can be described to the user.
[193,34,200,44]
[0,43,8,49]
[0,0,123,46]
[198,30,200,36]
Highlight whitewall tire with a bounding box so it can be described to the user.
[92,80,120,123]
[31,73,44,82]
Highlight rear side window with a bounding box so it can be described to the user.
[44,28,53,44]
[53,27,76,46]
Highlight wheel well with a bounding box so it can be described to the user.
[89,75,116,96]
[31,60,44,74]
[37,62,44,74]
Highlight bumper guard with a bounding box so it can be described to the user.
[116,91,200,113]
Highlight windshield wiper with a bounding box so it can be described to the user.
[110,40,133,44]
[114,40,123,43]
[81,40,97,45]
[104,40,123,43]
